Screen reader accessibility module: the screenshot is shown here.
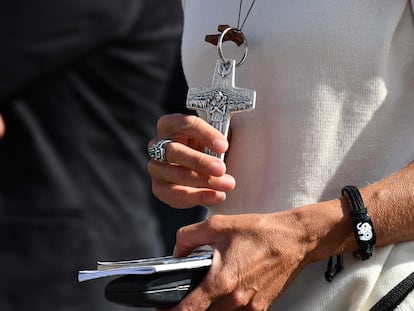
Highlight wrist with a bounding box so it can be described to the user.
[292,199,355,264]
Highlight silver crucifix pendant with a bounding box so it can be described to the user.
[186,59,256,160]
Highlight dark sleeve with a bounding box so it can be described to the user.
[0,0,142,103]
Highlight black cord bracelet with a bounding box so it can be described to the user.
[342,185,376,260]
[325,185,377,282]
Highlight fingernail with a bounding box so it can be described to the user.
[210,161,226,176]
[213,139,228,152]
[220,175,236,190]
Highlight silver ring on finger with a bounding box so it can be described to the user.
[148,139,173,162]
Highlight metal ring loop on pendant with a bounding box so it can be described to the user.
[217,27,248,67]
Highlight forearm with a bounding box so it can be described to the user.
[295,161,414,264]
[361,161,414,246]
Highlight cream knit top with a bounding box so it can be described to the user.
[181,1,414,310]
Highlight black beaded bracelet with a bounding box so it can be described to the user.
[342,185,376,260]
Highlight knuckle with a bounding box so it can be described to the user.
[192,152,207,172]
[179,115,199,133]
[205,176,217,189]
[231,290,250,307]
[156,114,172,131]
[157,113,184,134]
[175,225,192,247]
[176,226,186,240]
[205,214,225,228]
[206,175,215,187]
[216,274,237,295]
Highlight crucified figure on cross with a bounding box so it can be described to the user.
[188,89,251,134]
[186,59,256,159]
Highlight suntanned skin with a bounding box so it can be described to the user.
[148,113,414,311]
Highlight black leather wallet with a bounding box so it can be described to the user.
[105,266,210,307]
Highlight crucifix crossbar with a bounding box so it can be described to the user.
[186,59,256,159]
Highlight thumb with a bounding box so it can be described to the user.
[173,220,216,258]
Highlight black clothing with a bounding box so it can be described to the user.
[0,1,183,310]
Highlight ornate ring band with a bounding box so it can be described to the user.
[148,139,172,162]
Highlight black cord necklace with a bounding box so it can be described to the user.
[237,0,257,32]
